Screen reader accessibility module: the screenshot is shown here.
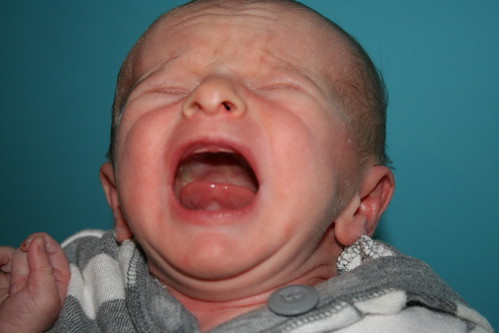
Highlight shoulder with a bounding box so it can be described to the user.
[338,306,489,333]
[61,229,120,267]
[61,229,108,248]
[310,235,494,332]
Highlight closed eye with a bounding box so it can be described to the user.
[256,83,303,92]
[154,87,189,95]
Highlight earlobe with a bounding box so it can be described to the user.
[334,166,395,246]
[99,162,133,242]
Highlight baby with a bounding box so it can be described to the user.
[0,0,492,332]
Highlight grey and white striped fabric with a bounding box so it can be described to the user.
[48,230,493,332]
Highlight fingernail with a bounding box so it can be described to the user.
[31,236,46,253]
[33,236,46,253]
[20,238,32,252]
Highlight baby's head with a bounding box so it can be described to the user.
[99,0,394,301]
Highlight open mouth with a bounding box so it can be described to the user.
[174,149,259,211]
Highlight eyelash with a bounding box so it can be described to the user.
[256,83,302,92]
[155,87,189,95]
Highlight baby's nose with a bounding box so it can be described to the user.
[182,76,246,118]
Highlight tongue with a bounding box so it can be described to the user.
[179,180,255,210]
[175,152,258,211]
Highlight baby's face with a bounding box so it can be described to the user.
[113,3,361,299]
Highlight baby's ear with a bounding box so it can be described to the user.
[334,166,395,246]
[100,162,133,242]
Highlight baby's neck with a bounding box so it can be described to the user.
[167,287,271,332]
[166,274,332,332]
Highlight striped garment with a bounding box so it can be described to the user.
[48,230,493,332]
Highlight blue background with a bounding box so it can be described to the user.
[1,0,497,328]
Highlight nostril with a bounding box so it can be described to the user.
[222,101,232,111]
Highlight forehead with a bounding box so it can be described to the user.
[133,1,352,81]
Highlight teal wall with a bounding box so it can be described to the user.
[1,1,497,328]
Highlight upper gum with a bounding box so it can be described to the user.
[189,146,236,156]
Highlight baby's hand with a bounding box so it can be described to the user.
[0,233,70,333]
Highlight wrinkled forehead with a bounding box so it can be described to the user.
[132,1,353,81]
[151,1,320,44]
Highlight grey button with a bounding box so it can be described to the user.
[268,285,320,316]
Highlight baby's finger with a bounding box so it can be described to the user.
[0,246,15,272]
[36,234,70,305]
[7,232,45,295]
[0,247,15,302]
[26,236,59,300]
[8,246,30,295]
